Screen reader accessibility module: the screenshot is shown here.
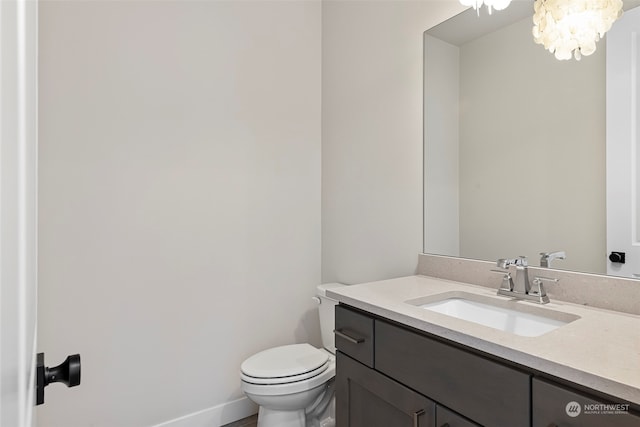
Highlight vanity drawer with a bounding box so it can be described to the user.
[375,320,530,427]
[335,305,374,368]
[532,378,640,427]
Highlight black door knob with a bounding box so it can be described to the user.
[36,353,81,405]
[609,251,626,263]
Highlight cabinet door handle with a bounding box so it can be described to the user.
[546,424,558,427]
[333,329,364,344]
[440,424,450,427]
[412,409,425,427]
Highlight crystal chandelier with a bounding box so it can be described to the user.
[460,0,513,14]
[532,0,624,60]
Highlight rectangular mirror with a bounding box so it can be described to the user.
[423,0,640,278]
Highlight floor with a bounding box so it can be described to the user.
[221,414,258,427]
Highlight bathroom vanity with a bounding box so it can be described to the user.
[329,275,640,427]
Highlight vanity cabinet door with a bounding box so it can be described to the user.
[336,351,436,427]
[436,406,480,427]
[532,378,640,427]
[375,320,531,427]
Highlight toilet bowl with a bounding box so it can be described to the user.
[241,345,335,427]
[240,283,344,427]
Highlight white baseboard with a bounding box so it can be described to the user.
[153,396,258,427]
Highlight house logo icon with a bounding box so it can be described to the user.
[565,401,582,417]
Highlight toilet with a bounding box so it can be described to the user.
[240,283,344,427]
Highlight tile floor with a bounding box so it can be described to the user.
[221,414,257,427]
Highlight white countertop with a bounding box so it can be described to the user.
[327,275,640,405]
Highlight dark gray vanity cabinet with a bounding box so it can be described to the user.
[335,304,507,426]
[335,304,639,427]
[532,378,640,427]
[335,305,434,426]
[336,352,436,427]
[375,320,530,427]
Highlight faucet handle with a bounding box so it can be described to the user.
[491,269,513,291]
[533,276,559,284]
[496,258,511,268]
[532,276,559,295]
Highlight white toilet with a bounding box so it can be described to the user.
[240,283,344,427]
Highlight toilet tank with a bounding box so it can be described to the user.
[315,283,345,354]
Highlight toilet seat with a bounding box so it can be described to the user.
[241,357,335,397]
[241,360,329,385]
[241,343,329,385]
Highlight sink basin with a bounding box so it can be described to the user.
[407,292,579,337]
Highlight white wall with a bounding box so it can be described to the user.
[37,2,321,426]
[458,16,606,274]
[321,0,465,284]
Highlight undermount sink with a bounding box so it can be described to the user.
[407,292,580,337]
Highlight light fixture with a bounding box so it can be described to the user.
[532,0,624,60]
[460,0,513,15]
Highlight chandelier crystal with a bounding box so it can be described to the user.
[532,0,624,60]
[460,0,512,14]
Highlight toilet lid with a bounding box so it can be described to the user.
[241,344,329,379]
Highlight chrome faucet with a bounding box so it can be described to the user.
[539,251,566,268]
[496,256,530,294]
[493,256,559,304]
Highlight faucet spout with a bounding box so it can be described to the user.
[540,251,566,268]
[495,256,530,294]
[512,263,530,294]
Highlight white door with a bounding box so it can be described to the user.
[0,0,38,425]
[607,5,640,277]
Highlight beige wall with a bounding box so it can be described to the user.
[38,1,472,424]
[37,1,321,426]
[424,34,460,257]
[321,0,465,284]
[458,17,606,274]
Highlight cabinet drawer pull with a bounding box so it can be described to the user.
[413,409,425,427]
[334,329,364,344]
[440,424,450,427]
[546,424,558,427]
